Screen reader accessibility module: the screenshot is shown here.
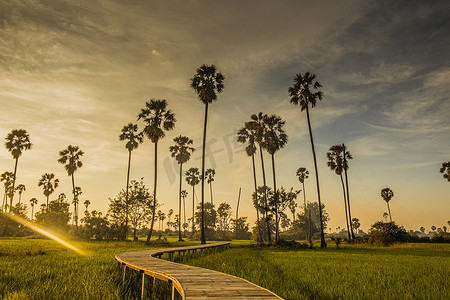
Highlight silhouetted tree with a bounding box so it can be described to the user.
[289,72,327,248]
[38,173,59,212]
[351,218,360,235]
[1,171,14,212]
[5,129,32,212]
[15,184,26,204]
[138,99,176,244]
[431,225,436,232]
[29,197,38,220]
[296,167,312,243]
[383,212,389,222]
[185,167,200,234]
[381,188,394,222]
[191,64,224,244]
[420,226,425,234]
[205,168,215,205]
[84,199,91,213]
[440,161,450,182]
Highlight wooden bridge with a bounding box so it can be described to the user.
[115,242,282,299]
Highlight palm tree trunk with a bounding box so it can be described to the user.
[10,158,18,212]
[146,141,158,244]
[302,181,311,243]
[18,194,22,204]
[125,149,132,240]
[340,174,351,240]
[178,163,183,241]
[46,195,49,212]
[71,173,77,227]
[252,153,262,242]
[31,205,34,220]
[305,104,326,248]
[192,185,195,235]
[200,103,208,244]
[259,146,271,243]
[343,144,355,239]
[209,182,213,205]
[2,191,6,212]
[387,202,392,222]
[271,153,279,242]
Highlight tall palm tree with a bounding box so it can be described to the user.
[15,184,26,204]
[119,123,144,239]
[138,99,176,244]
[250,112,271,243]
[169,135,194,242]
[262,114,288,241]
[38,173,59,212]
[342,143,355,239]
[440,161,450,182]
[5,129,32,212]
[289,72,327,248]
[84,199,91,212]
[327,145,352,240]
[73,186,82,223]
[185,167,200,234]
[29,197,38,220]
[57,145,84,227]
[296,167,311,243]
[205,168,215,204]
[1,171,14,212]
[191,64,225,244]
[237,121,263,242]
[381,188,394,222]
[181,190,188,227]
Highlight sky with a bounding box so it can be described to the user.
[0,0,449,232]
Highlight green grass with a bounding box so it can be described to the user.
[183,243,450,300]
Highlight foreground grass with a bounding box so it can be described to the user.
[184,243,450,300]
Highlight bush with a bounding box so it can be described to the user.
[366,221,408,246]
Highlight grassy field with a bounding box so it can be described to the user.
[1,238,449,300]
[184,242,450,300]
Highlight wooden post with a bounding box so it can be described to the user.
[122,265,128,284]
[141,272,149,298]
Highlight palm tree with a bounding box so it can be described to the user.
[29,197,38,220]
[237,121,263,242]
[15,184,26,204]
[84,199,91,212]
[169,135,194,242]
[38,173,59,212]
[191,64,225,244]
[342,143,355,239]
[380,188,394,222]
[383,212,389,222]
[205,168,215,204]
[296,167,312,244]
[327,145,352,240]
[440,162,450,182]
[262,114,288,241]
[250,112,272,243]
[1,171,14,212]
[138,99,176,244]
[181,190,188,227]
[5,129,32,212]
[185,167,200,235]
[57,145,84,227]
[119,123,144,238]
[289,72,327,248]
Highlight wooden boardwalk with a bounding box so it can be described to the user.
[115,242,282,299]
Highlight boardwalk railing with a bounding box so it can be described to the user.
[115,242,282,299]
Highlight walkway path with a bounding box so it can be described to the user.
[115,242,282,299]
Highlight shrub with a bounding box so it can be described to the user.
[366,221,408,246]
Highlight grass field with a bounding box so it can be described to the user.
[1,238,449,300]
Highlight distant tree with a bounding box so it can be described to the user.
[276,187,299,234]
[1,171,14,212]
[420,226,425,234]
[217,202,232,233]
[81,210,109,240]
[288,196,298,223]
[35,197,71,230]
[351,218,361,235]
[191,64,224,244]
[443,226,447,233]
[252,185,274,242]
[296,167,312,243]
[232,217,251,240]
[439,161,450,182]
[84,199,91,213]
[431,225,436,232]
[169,135,194,241]
[159,211,166,232]
[138,99,176,244]
[290,202,329,240]
[289,72,327,248]
[383,212,389,222]
[38,173,59,212]
[185,167,200,234]
[58,145,83,227]
[167,209,174,231]
[15,184,26,204]
[194,202,217,240]
[5,129,32,212]
[119,123,144,239]
[367,221,407,246]
[205,168,216,205]
[29,197,38,220]
[181,190,188,225]
[381,188,394,222]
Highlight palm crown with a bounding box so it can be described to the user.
[205,169,215,184]
[191,64,225,104]
[249,112,266,145]
[289,72,323,110]
[119,123,144,152]
[5,129,32,159]
[237,121,258,157]
[296,167,309,183]
[440,161,450,182]
[38,173,59,197]
[138,99,176,143]
[185,168,200,186]
[58,145,84,176]
[381,188,394,202]
[262,114,288,155]
[327,145,352,175]
[169,135,195,165]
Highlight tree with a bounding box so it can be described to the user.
[35,196,71,231]
[262,114,288,242]
[327,144,352,239]
[194,202,217,240]
[276,187,299,234]
[119,123,144,239]
[205,168,215,205]
[191,64,225,244]
[58,145,84,227]
[420,226,425,234]
[380,188,394,222]
[38,173,59,212]
[351,218,361,235]
[1,171,14,212]
[289,72,327,248]
[167,209,174,231]
[342,144,355,239]
[237,120,263,242]
[84,200,91,213]
[296,167,312,243]
[431,225,436,232]
[138,99,176,244]
[440,161,450,182]
[181,190,187,229]
[5,129,32,212]
[29,198,38,220]
[383,212,389,222]
[158,211,166,232]
[217,202,232,233]
[15,184,26,204]
[185,167,200,235]
[169,135,194,241]
[290,202,329,241]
